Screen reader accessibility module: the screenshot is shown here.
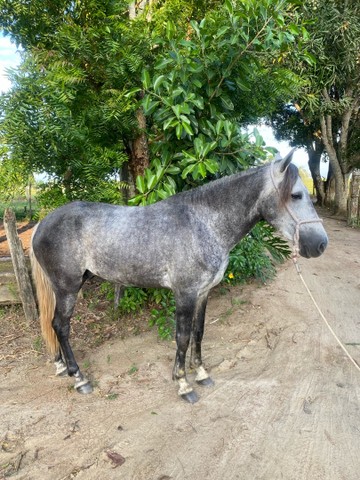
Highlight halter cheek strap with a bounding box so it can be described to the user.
[270,162,324,261]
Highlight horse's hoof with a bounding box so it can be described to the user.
[197,376,214,387]
[181,390,199,404]
[75,382,93,394]
[56,368,69,377]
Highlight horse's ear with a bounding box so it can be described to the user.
[276,148,296,173]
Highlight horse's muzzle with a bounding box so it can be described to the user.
[299,234,328,258]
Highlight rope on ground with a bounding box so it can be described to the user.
[293,258,360,373]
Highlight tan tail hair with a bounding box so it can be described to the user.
[30,225,59,356]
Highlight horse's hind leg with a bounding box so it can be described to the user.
[190,293,214,387]
[52,291,93,394]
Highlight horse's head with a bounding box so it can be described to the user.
[262,149,328,258]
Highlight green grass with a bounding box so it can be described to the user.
[0,197,39,221]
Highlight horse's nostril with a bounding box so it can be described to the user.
[318,242,326,254]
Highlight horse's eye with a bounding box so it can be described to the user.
[291,193,303,200]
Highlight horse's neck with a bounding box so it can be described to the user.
[189,170,265,250]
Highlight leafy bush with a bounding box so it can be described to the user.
[149,290,176,340]
[100,283,175,340]
[226,222,291,284]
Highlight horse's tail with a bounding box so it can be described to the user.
[30,225,59,356]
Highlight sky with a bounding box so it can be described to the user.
[0,33,327,177]
[0,33,21,92]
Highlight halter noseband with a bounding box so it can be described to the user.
[270,162,324,261]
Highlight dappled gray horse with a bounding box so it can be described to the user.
[31,150,328,403]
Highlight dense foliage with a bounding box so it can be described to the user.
[0,0,308,204]
[270,0,360,213]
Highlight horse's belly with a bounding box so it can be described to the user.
[89,257,172,289]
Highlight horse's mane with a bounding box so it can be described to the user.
[166,161,299,207]
[166,165,262,205]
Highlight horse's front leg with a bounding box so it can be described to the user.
[54,350,68,376]
[190,293,214,387]
[172,294,199,403]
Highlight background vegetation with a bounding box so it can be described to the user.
[1,0,359,337]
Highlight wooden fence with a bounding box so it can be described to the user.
[348,169,360,226]
[2,208,38,325]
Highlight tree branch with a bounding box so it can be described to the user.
[208,16,273,103]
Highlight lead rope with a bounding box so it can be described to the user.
[270,162,360,373]
[293,259,360,372]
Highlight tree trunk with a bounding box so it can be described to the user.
[127,2,150,197]
[307,141,325,205]
[319,110,347,213]
[129,107,150,179]
[319,88,359,214]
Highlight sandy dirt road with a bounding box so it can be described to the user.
[0,214,360,480]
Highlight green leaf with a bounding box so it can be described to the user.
[182,122,194,136]
[154,75,165,91]
[303,52,317,66]
[166,21,176,40]
[198,162,206,178]
[124,87,141,98]
[172,105,181,119]
[157,189,169,200]
[224,0,234,15]
[142,97,160,115]
[166,166,180,175]
[128,194,144,206]
[181,163,196,179]
[220,96,234,111]
[147,174,157,190]
[224,120,234,139]
[191,97,204,109]
[190,20,200,38]
[163,116,178,130]
[235,78,251,92]
[136,175,145,194]
[216,26,230,38]
[176,123,183,139]
[194,136,204,155]
[204,159,219,174]
[216,120,224,135]
[180,114,191,125]
[142,70,151,89]
[288,24,300,36]
[155,58,174,70]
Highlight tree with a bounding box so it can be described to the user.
[270,103,326,205]
[0,0,154,205]
[130,0,308,204]
[291,0,360,214]
[0,0,308,208]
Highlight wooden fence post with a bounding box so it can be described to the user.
[3,208,38,325]
[348,169,360,226]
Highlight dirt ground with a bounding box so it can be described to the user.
[1,213,360,480]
